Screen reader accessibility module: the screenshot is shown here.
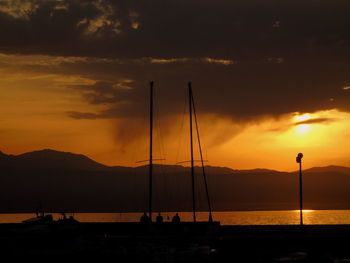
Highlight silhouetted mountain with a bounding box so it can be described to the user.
[13,149,108,171]
[0,151,11,159]
[304,165,350,174]
[1,149,350,213]
[232,168,282,174]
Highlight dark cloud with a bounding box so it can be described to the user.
[294,118,336,126]
[60,58,350,120]
[0,0,350,60]
[1,0,350,121]
[69,81,126,105]
[66,111,102,120]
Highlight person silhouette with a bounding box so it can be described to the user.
[156,212,163,223]
[172,213,180,223]
[61,212,67,220]
[140,212,149,223]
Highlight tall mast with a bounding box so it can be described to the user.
[188,82,196,222]
[191,91,213,221]
[149,81,154,222]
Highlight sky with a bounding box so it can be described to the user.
[0,0,350,171]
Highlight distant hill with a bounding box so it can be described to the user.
[0,149,350,213]
[14,149,109,170]
[304,165,350,174]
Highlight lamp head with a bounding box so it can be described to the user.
[296,153,303,163]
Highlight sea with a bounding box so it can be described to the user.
[1,210,350,225]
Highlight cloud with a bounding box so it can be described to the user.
[203,58,235,65]
[66,111,102,120]
[294,117,335,126]
[0,0,39,19]
[0,0,349,123]
[0,50,348,124]
[69,81,123,105]
[0,0,349,60]
[148,58,189,64]
[64,59,350,120]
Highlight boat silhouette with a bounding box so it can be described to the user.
[23,211,78,225]
[144,81,217,225]
[22,212,53,224]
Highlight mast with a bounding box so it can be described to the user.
[149,81,154,222]
[188,82,196,222]
[191,91,213,221]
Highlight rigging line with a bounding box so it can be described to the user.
[153,86,168,213]
[191,89,213,219]
[175,95,188,165]
[162,160,170,214]
[149,81,154,221]
[202,124,209,165]
[134,84,151,215]
[154,91,166,164]
[153,88,161,158]
[189,83,196,223]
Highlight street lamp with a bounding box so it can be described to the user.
[296,153,303,226]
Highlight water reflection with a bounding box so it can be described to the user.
[1,210,350,225]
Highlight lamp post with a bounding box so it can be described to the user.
[296,153,304,226]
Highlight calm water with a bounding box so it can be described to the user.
[2,210,350,225]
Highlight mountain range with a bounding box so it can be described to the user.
[1,149,350,213]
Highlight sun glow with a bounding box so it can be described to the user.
[217,109,350,171]
[295,124,311,135]
[293,113,313,135]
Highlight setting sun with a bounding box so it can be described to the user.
[295,124,311,135]
[294,113,315,135]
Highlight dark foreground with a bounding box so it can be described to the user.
[0,222,349,262]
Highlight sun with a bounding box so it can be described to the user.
[295,124,311,135]
[294,114,312,135]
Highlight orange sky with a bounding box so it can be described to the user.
[1,53,350,171]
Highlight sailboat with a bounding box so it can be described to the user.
[146,81,216,224]
[22,203,54,224]
[22,211,53,224]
